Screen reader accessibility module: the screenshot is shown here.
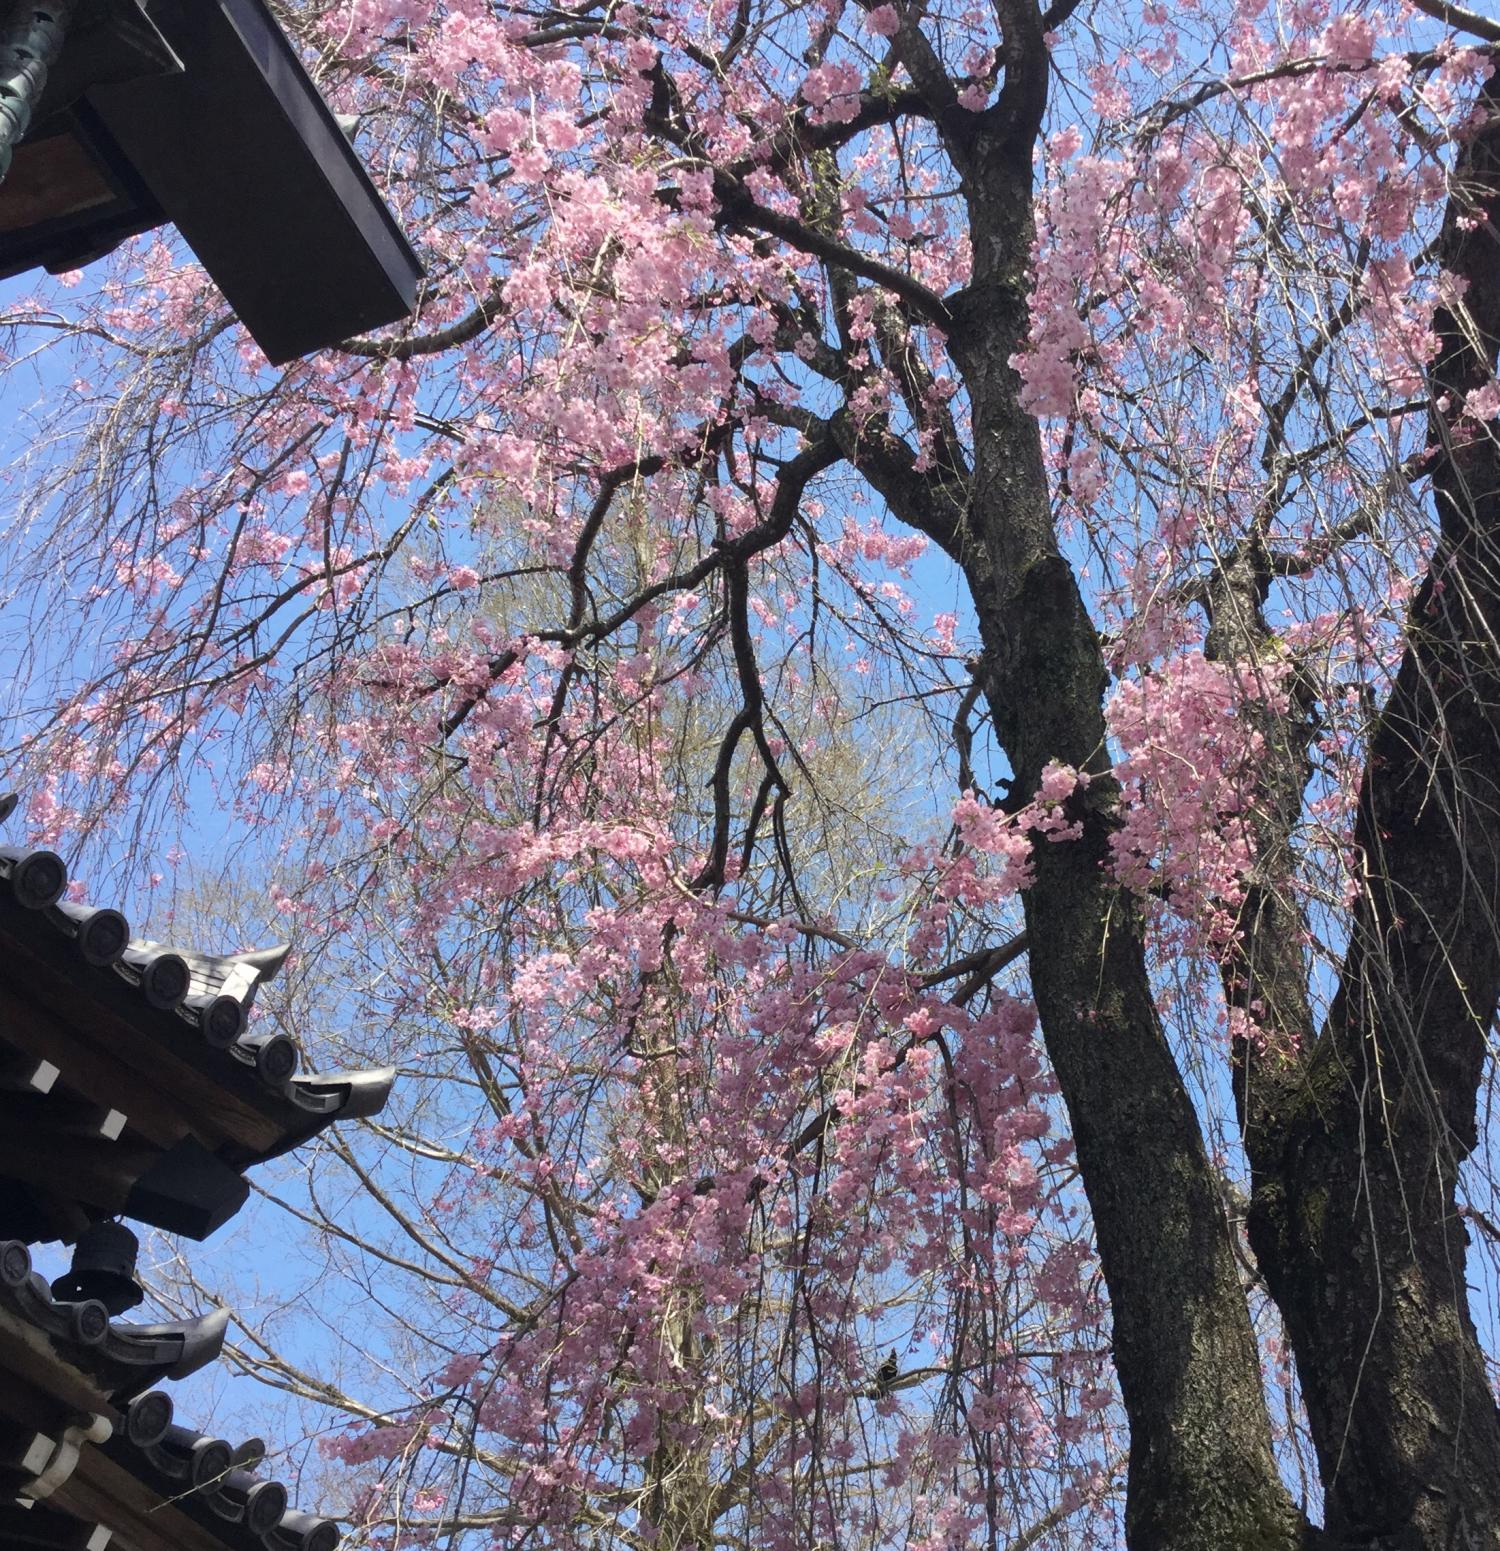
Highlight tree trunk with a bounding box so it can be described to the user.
[1227,81,1500,1550]
[943,117,1310,1547]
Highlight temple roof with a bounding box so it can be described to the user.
[0,807,381,1548]
[0,810,393,1244]
[0,1243,342,1551]
[1,1240,225,1402]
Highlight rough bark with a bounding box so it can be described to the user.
[1222,82,1500,1550]
[939,100,1310,1549]
[740,15,1500,1547]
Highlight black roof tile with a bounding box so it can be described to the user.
[106,1392,342,1551]
[0,802,393,1241]
[0,1240,342,1551]
[0,1240,224,1402]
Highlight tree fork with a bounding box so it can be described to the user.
[1239,76,1500,1549]
[945,317,1309,1548]
[890,37,1318,1542]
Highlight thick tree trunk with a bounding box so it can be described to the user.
[958,456,1307,1551]
[944,131,1309,1542]
[1223,83,1500,1550]
[819,18,1500,1548]
[1245,595,1500,1547]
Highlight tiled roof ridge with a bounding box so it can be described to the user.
[0,836,302,1096]
[0,819,394,1125]
[0,1239,226,1400]
[0,1242,342,1551]
[106,1389,342,1551]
